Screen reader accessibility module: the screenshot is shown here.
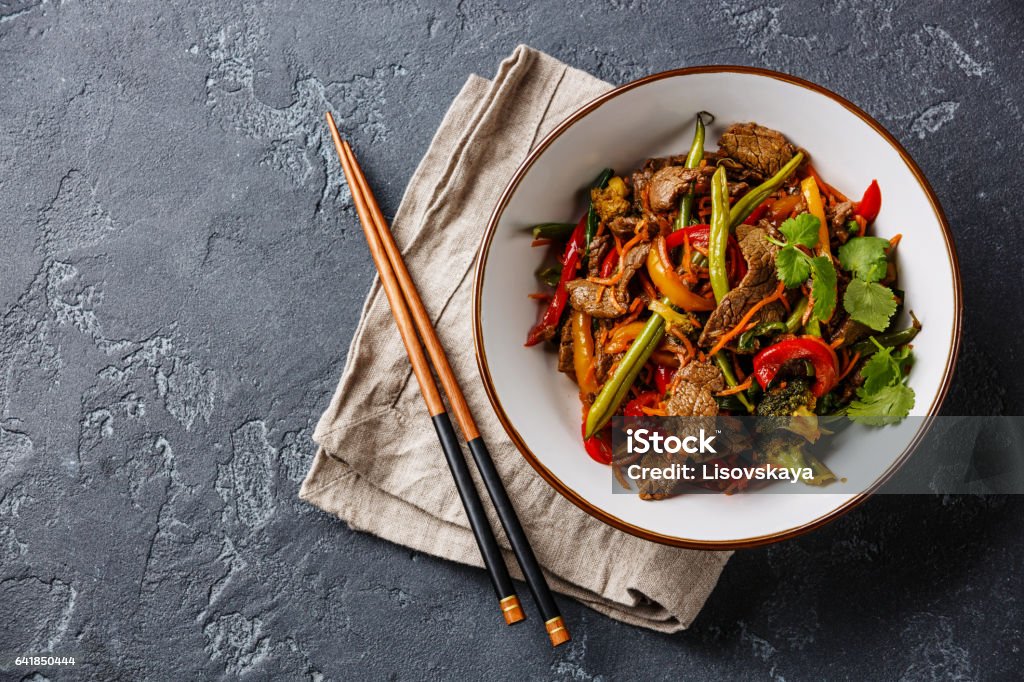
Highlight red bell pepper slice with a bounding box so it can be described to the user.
[743,198,773,225]
[582,421,613,464]
[664,224,747,283]
[654,366,675,396]
[753,336,839,397]
[525,215,586,346]
[623,390,660,417]
[856,179,881,224]
[664,223,711,250]
[599,248,618,277]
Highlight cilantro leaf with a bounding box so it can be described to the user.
[843,279,897,331]
[778,213,821,249]
[838,237,889,282]
[859,345,904,394]
[846,384,915,425]
[775,245,811,287]
[809,255,837,321]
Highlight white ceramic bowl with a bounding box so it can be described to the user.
[473,67,962,548]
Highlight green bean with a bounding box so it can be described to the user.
[584,168,614,254]
[584,115,711,437]
[729,151,805,228]
[713,352,754,413]
[531,222,577,240]
[850,313,921,357]
[674,112,711,230]
[709,166,731,303]
[536,265,562,288]
[784,297,809,333]
[584,316,664,437]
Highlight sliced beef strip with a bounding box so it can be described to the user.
[587,234,611,277]
[565,279,627,319]
[698,226,785,349]
[593,319,618,385]
[608,215,639,238]
[637,449,686,500]
[557,320,575,380]
[727,181,750,197]
[664,360,724,418]
[829,315,872,348]
[718,122,797,180]
[638,360,727,499]
[827,200,855,244]
[565,242,651,318]
[677,360,727,392]
[647,166,702,212]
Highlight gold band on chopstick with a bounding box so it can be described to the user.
[500,595,525,625]
[545,616,571,646]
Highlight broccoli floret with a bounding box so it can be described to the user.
[590,178,630,223]
[756,379,817,417]
[760,432,837,486]
[756,378,822,443]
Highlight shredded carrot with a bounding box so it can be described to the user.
[779,293,792,314]
[707,282,786,357]
[640,406,668,417]
[889,233,903,249]
[855,214,867,237]
[531,238,553,247]
[589,268,628,286]
[527,292,553,301]
[716,376,753,396]
[591,228,648,286]
[837,351,862,382]
[609,292,627,315]
[829,337,844,350]
[657,234,673,272]
[613,232,624,258]
[621,230,645,255]
[682,233,693,276]
[677,332,696,358]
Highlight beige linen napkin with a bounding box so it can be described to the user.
[300,45,731,632]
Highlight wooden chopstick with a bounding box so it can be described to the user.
[326,114,570,648]
[325,113,526,628]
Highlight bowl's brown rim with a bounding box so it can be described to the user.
[472,65,963,550]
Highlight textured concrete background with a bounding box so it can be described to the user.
[1,1,1022,679]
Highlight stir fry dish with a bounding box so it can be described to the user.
[525,114,920,495]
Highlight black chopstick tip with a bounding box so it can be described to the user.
[545,616,571,647]
[500,595,525,625]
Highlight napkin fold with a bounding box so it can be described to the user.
[300,45,730,632]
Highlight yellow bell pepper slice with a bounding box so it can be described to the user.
[800,176,830,258]
[571,310,598,396]
[645,236,715,312]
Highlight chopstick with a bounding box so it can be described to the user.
[323,113,525,630]
[325,112,570,647]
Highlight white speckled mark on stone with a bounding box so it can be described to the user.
[911,101,961,139]
[202,611,271,676]
[921,25,991,77]
[216,420,276,529]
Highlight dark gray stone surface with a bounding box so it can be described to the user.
[1,1,1022,679]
